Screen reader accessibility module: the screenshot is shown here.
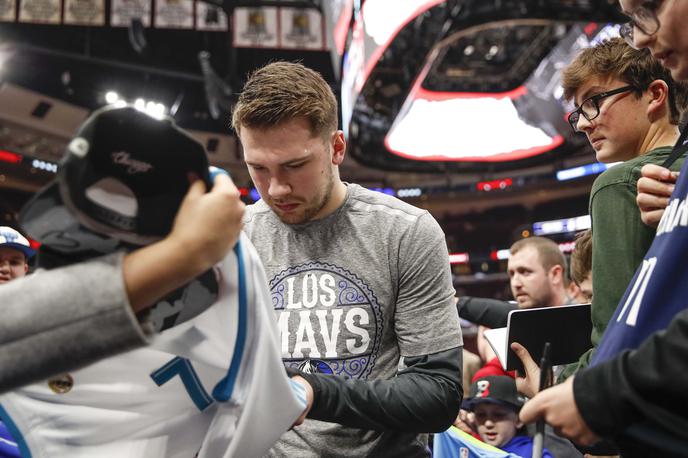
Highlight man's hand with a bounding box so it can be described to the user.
[519,376,600,445]
[453,409,477,435]
[289,375,314,427]
[510,342,541,399]
[637,164,679,227]
[124,173,245,312]
[170,173,245,269]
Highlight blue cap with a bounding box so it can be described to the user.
[0,226,35,259]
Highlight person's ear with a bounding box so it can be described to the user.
[646,79,670,119]
[567,279,581,297]
[549,264,564,285]
[23,263,29,274]
[331,130,346,166]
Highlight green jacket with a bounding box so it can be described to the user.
[560,146,684,381]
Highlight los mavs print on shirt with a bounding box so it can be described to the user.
[270,262,383,379]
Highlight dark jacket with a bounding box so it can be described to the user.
[574,307,688,457]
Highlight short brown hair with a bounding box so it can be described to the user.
[231,61,338,138]
[562,37,688,124]
[510,236,566,272]
[570,229,592,285]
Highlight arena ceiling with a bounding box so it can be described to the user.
[0,0,626,218]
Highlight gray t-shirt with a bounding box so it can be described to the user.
[244,183,462,457]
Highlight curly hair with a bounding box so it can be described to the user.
[570,229,592,285]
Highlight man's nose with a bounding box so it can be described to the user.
[633,26,655,50]
[268,176,291,199]
[576,114,594,133]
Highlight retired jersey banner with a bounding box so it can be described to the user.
[0,0,16,21]
[154,0,192,29]
[64,0,105,25]
[18,0,60,23]
[195,1,226,31]
[279,7,324,50]
[233,6,278,48]
[110,0,150,27]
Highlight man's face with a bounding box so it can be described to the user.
[572,76,649,163]
[241,118,345,225]
[508,245,557,308]
[620,0,688,81]
[0,247,28,284]
[577,273,593,304]
[474,403,521,448]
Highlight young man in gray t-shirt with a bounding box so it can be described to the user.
[232,61,463,457]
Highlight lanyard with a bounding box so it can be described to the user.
[661,124,688,168]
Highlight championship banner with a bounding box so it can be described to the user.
[18,0,60,23]
[0,0,16,22]
[64,0,105,25]
[195,1,226,31]
[110,0,151,27]
[279,7,324,50]
[233,6,278,48]
[154,0,192,29]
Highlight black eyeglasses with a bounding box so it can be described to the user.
[619,1,662,49]
[568,86,636,133]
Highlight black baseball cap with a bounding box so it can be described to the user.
[20,106,212,258]
[463,376,526,411]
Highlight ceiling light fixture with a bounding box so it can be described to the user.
[105,91,119,104]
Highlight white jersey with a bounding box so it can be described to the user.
[0,234,305,458]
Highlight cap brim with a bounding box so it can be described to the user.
[19,181,124,259]
[462,397,521,411]
[0,242,35,259]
